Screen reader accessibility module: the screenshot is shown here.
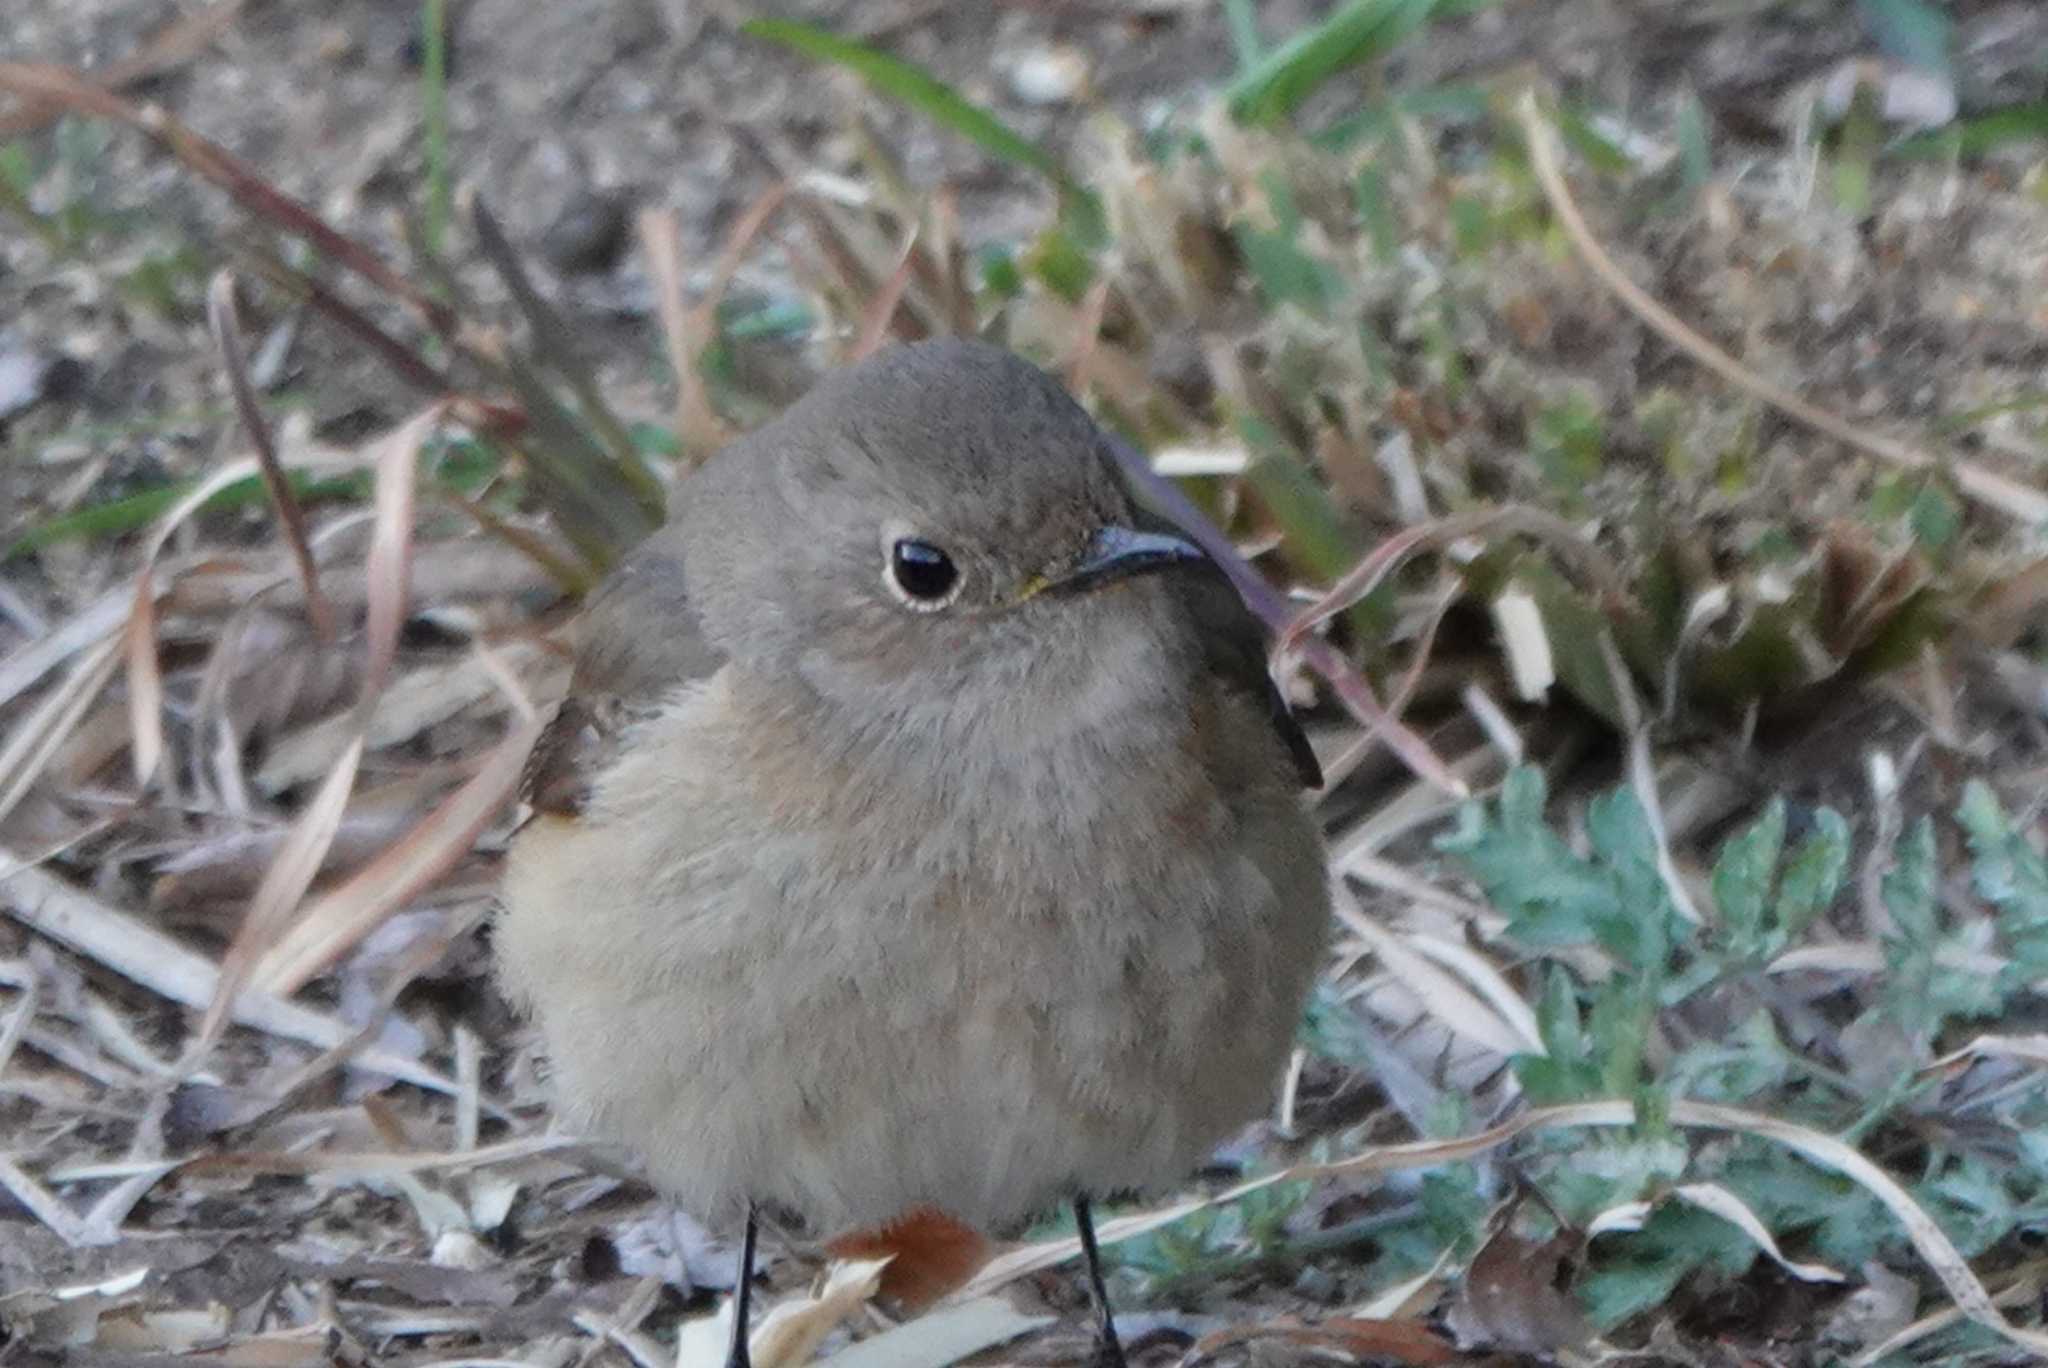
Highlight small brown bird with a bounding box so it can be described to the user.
[496,340,1330,1367]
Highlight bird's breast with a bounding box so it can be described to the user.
[531,659,1291,987]
[495,662,1328,1230]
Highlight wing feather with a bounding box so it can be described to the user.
[519,528,724,818]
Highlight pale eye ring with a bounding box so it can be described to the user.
[884,537,961,610]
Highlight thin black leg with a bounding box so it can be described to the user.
[1073,1196,1129,1368]
[724,1204,758,1368]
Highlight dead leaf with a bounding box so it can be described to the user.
[824,1204,994,1314]
[1445,1210,1592,1357]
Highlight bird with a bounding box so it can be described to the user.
[495,338,1331,1367]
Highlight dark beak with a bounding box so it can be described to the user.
[1045,525,1207,596]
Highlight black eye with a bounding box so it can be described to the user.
[888,538,959,606]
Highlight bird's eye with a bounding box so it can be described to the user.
[886,538,960,609]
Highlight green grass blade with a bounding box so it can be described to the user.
[743,19,1096,217]
[496,348,664,569]
[6,470,370,560]
[1225,0,1439,128]
[469,198,666,523]
[1891,102,2048,159]
[1674,87,1712,195]
[1236,416,1365,583]
[1934,388,2048,434]
[1310,80,1489,150]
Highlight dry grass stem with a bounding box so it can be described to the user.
[1060,276,1114,396]
[690,183,794,349]
[120,454,270,792]
[253,715,544,994]
[849,224,923,362]
[1589,1183,1845,1283]
[1332,885,1535,1057]
[638,207,723,459]
[0,63,458,339]
[193,404,437,1065]
[0,0,249,138]
[1515,89,2047,526]
[1606,633,1707,927]
[0,963,41,1079]
[0,636,122,832]
[0,583,153,709]
[1,853,457,1094]
[207,269,336,640]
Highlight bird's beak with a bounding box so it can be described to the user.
[1029,525,1207,599]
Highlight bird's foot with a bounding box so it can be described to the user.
[1087,1327,1130,1368]
[1072,1196,1129,1368]
[722,1204,759,1368]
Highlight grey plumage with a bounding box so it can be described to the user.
[497,339,1330,1235]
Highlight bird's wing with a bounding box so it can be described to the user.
[1123,505,1323,792]
[1180,567,1324,790]
[520,527,726,818]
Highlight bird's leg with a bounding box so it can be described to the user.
[724,1204,758,1368]
[1073,1196,1129,1368]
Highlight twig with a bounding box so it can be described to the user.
[177,1133,580,1177]
[455,1025,482,1153]
[236,244,457,398]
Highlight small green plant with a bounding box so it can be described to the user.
[1529,392,1606,492]
[1225,0,1489,129]
[1422,767,2048,1337]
